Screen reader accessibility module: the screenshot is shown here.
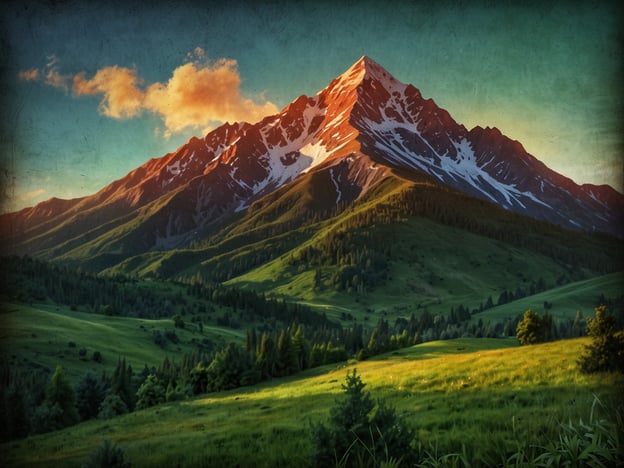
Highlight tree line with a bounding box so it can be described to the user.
[0,255,337,329]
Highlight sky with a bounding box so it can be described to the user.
[1,0,622,213]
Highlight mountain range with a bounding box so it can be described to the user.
[1,56,622,287]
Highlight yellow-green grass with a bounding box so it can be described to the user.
[3,337,622,467]
[0,303,244,381]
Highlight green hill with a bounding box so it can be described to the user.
[101,176,623,324]
[2,337,622,467]
[472,271,624,324]
[0,302,244,382]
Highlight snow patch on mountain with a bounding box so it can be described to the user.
[300,141,333,173]
[329,168,343,204]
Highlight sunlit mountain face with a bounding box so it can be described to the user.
[1,56,622,268]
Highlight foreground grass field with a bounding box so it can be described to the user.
[2,337,622,467]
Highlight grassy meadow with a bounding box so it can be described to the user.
[2,337,622,467]
[0,302,244,381]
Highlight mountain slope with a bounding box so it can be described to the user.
[1,56,622,271]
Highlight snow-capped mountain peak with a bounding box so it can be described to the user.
[2,57,622,261]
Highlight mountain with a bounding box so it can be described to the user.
[1,56,622,274]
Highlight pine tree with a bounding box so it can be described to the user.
[75,370,107,421]
[111,358,134,410]
[45,365,79,428]
[579,306,624,373]
[276,330,298,376]
[310,369,415,467]
[256,333,276,379]
[291,325,310,371]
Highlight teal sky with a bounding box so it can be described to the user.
[1,0,622,212]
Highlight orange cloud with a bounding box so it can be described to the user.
[58,51,278,137]
[18,69,39,81]
[73,66,144,119]
[144,59,278,137]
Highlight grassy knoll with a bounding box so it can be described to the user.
[0,303,244,381]
[2,337,622,467]
[472,271,624,323]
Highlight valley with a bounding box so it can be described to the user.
[1,55,622,467]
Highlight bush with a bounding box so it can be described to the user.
[310,369,416,467]
[172,314,185,329]
[578,305,624,373]
[98,394,128,419]
[92,351,103,363]
[135,374,165,410]
[82,439,131,468]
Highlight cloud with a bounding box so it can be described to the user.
[18,69,39,81]
[45,68,71,91]
[44,54,71,91]
[143,58,278,137]
[27,49,278,138]
[22,188,46,201]
[73,66,144,119]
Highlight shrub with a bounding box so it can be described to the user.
[135,374,165,410]
[98,394,128,419]
[578,306,624,373]
[310,369,416,467]
[82,439,131,468]
[172,314,185,329]
[92,351,103,363]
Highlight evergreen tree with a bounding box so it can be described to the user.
[44,365,79,428]
[310,369,416,467]
[256,333,276,379]
[75,370,107,421]
[291,325,310,371]
[207,342,255,391]
[1,383,30,440]
[579,306,624,373]
[111,358,134,411]
[135,375,165,410]
[276,330,299,376]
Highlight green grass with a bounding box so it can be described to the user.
[473,271,624,323]
[2,337,622,467]
[229,216,620,326]
[0,302,244,381]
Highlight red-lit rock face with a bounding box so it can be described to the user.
[2,56,621,260]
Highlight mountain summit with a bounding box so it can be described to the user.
[2,57,622,266]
